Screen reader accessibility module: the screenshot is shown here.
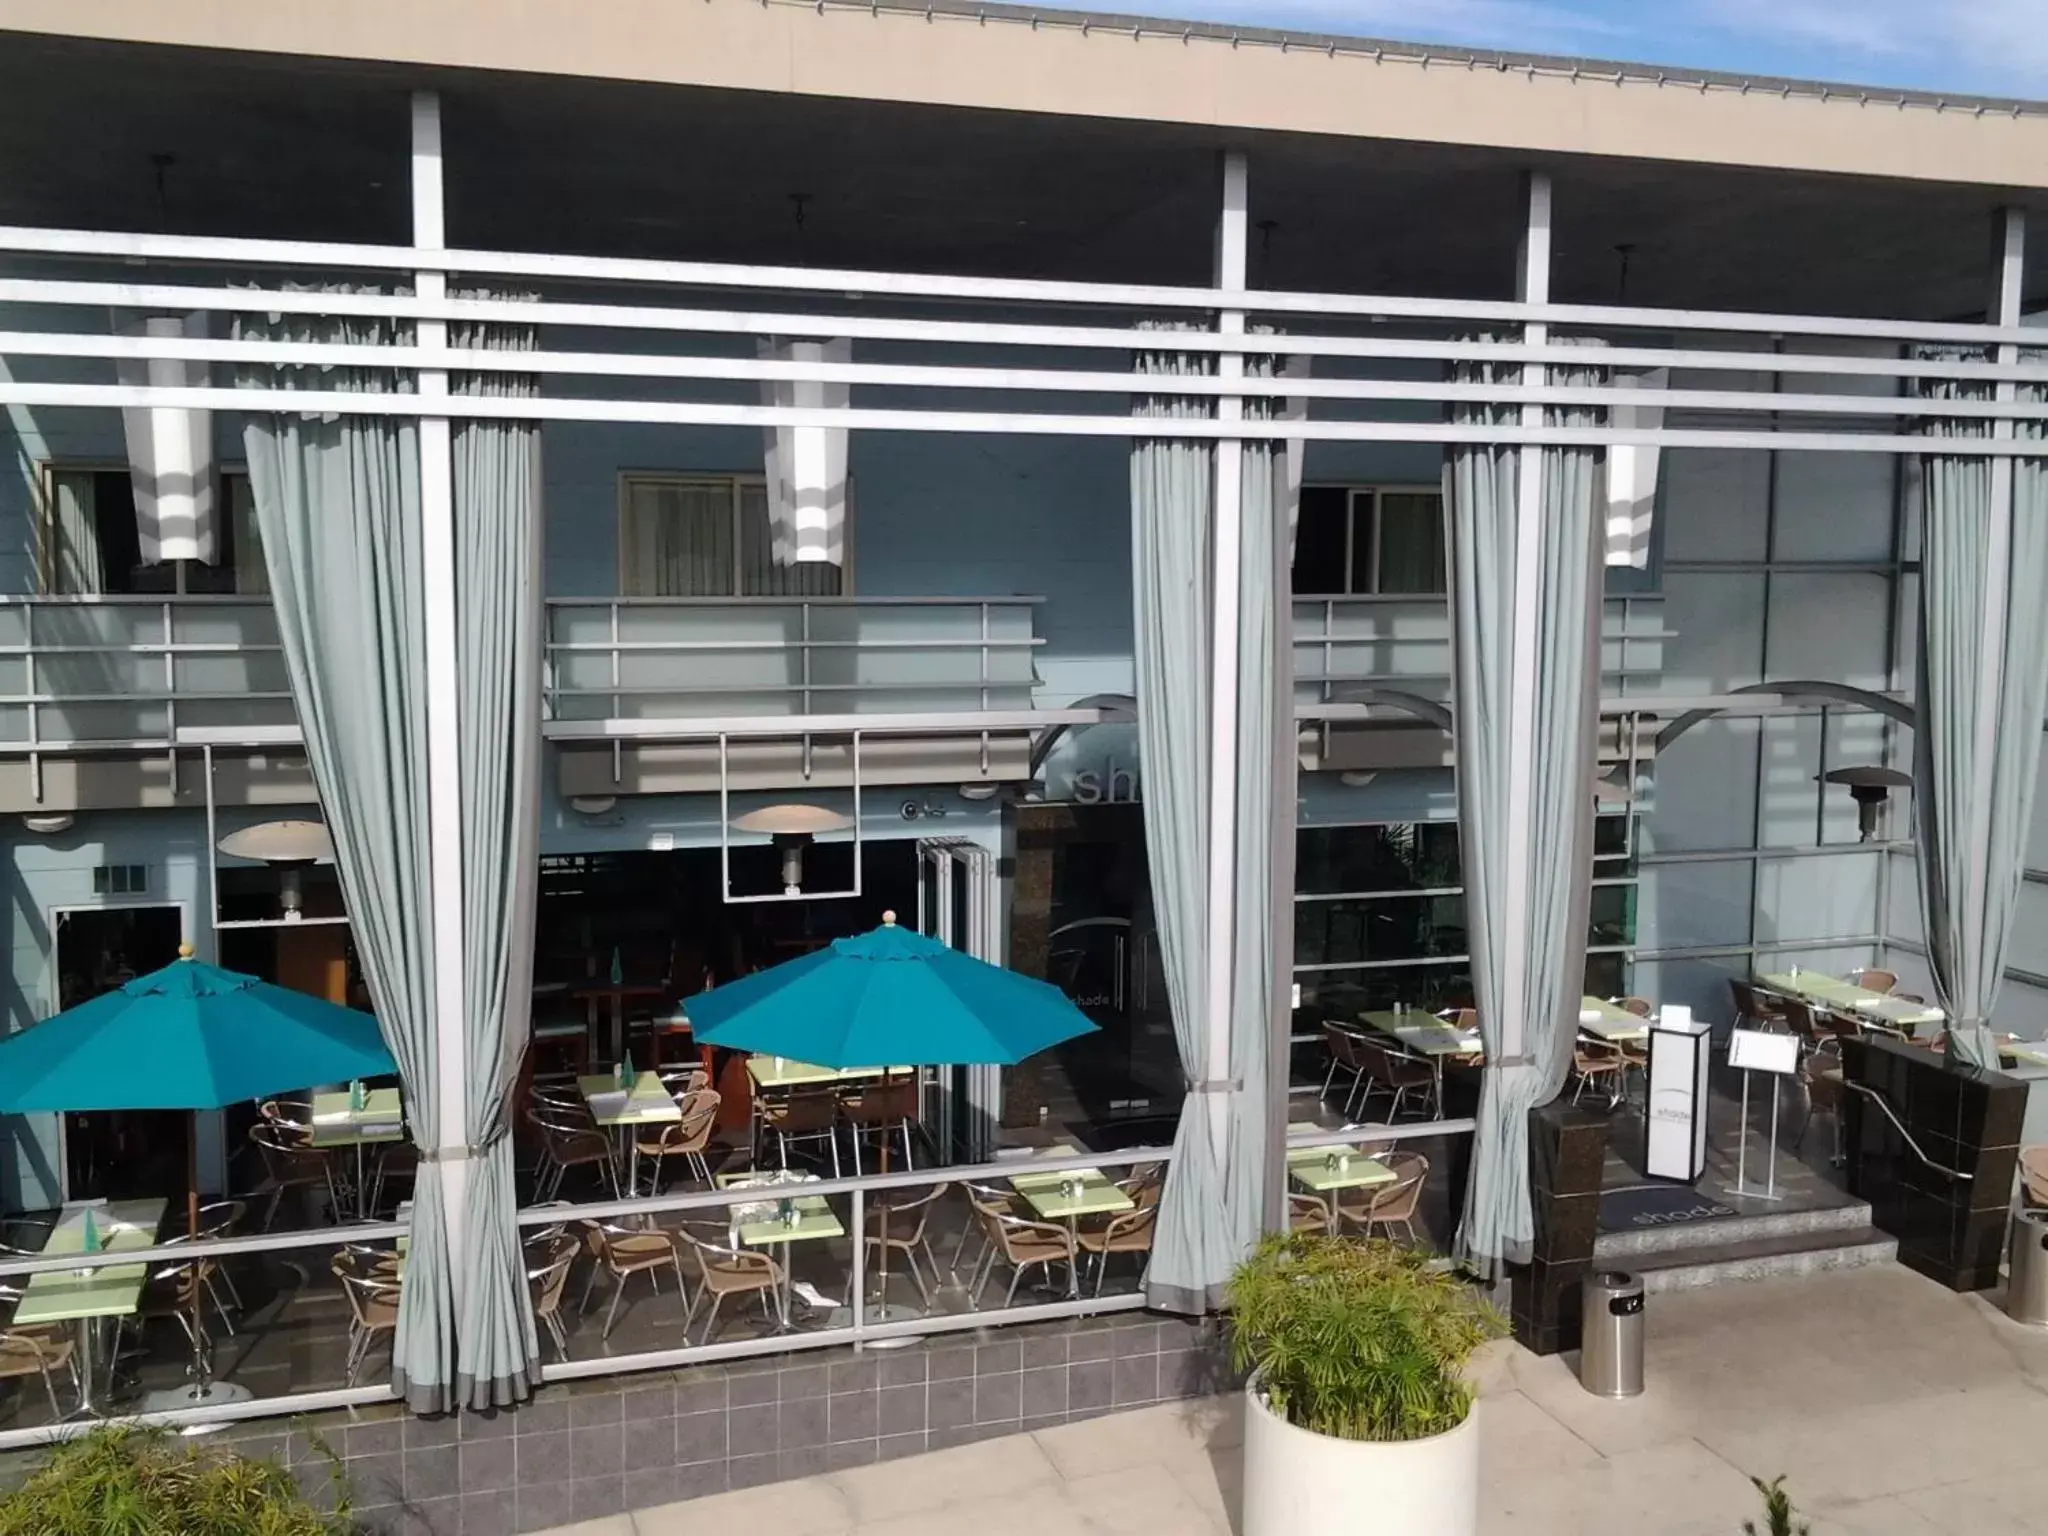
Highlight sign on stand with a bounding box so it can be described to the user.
[1726,1027,1800,1202]
[1645,1003,1712,1182]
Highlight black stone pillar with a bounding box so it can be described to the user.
[1509,1101,1609,1355]
[1840,1033,2024,1291]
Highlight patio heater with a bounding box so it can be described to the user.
[1819,766,1912,842]
[216,819,334,920]
[731,804,854,895]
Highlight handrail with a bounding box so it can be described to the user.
[1840,1079,1973,1182]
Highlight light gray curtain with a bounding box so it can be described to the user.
[450,312,544,1408]
[1446,342,1607,1277]
[1913,355,2048,1069]
[234,296,453,1409]
[48,471,103,594]
[1224,382,1278,1281]
[1130,328,1223,1312]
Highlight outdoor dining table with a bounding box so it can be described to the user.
[1577,996,1651,1044]
[308,1086,405,1220]
[578,1069,682,1198]
[1359,1010,1482,1116]
[13,1197,166,1416]
[717,1172,844,1330]
[1008,1148,1133,1299]
[1756,972,1946,1036]
[1285,1145,1394,1231]
[744,1057,916,1090]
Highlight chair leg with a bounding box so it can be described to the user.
[698,1293,724,1346]
[1005,1263,1028,1307]
[40,1364,60,1419]
[578,1263,604,1316]
[602,1272,630,1338]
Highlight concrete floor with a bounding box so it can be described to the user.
[537,1264,2048,1536]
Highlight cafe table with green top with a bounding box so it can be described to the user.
[579,1068,683,1197]
[715,1171,845,1329]
[309,1085,405,1219]
[1757,971,1946,1036]
[1577,996,1652,1043]
[1359,1010,1482,1115]
[1008,1146,1134,1298]
[744,1057,916,1090]
[13,1197,166,1416]
[1286,1145,1394,1230]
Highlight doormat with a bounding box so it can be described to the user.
[1598,1182,1740,1233]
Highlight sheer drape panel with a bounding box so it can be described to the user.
[48,472,102,595]
[233,291,453,1409]
[1912,355,2048,1069]
[1130,326,1224,1313]
[1445,340,1607,1278]
[450,308,544,1408]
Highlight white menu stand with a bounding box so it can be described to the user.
[1726,1027,1800,1202]
[1645,1004,1712,1182]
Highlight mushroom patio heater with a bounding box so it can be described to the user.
[216,819,334,921]
[1820,766,1913,843]
[731,804,854,896]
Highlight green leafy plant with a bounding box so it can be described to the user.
[1225,1231,1505,1443]
[0,1423,361,1536]
[1742,1475,1810,1536]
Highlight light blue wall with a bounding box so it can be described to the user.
[0,810,216,1211]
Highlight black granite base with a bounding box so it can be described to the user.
[1840,1034,2024,1292]
[1509,1101,1610,1355]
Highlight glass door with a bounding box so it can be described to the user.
[916,838,1001,1161]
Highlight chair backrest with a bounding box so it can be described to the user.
[1372,1152,1429,1221]
[962,1181,1016,1219]
[2019,1145,2048,1193]
[1854,969,1898,995]
[672,1089,721,1147]
[528,1240,578,1314]
[248,1121,316,1165]
[1451,1008,1479,1030]
[1729,978,1762,1018]
[1620,996,1654,1018]
[1287,1193,1328,1232]
[765,1088,840,1134]
[845,1076,919,1124]
[331,1252,398,1323]
[1780,998,1824,1048]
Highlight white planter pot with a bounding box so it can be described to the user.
[1240,1379,1479,1536]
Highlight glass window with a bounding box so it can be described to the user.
[1375,491,1447,594]
[44,466,254,595]
[621,474,846,598]
[1289,486,1446,596]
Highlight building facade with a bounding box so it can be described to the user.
[0,0,2046,1493]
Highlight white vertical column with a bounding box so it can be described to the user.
[1966,209,2026,956]
[1203,151,1249,1162]
[1498,171,1552,1065]
[412,90,471,1311]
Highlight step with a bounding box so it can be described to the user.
[1593,1198,1875,1260]
[1620,1226,1898,1294]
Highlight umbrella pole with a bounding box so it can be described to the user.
[187,1115,210,1395]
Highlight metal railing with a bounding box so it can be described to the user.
[1292,593,1669,704]
[1840,1079,1973,1182]
[542,595,1044,722]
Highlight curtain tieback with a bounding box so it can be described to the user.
[420,1144,486,1164]
[1185,1078,1243,1094]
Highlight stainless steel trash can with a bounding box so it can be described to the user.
[1580,1270,1646,1398]
[2009,1210,2048,1327]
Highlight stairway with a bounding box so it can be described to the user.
[1592,1200,1896,1293]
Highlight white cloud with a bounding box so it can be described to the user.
[1688,0,2048,94]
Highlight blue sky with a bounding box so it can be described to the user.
[1029,0,2048,98]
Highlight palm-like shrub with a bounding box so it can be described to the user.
[1225,1231,1504,1443]
[0,1424,360,1535]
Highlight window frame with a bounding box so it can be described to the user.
[1292,480,1444,598]
[615,469,857,598]
[36,460,256,596]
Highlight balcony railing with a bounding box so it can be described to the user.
[1292,593,1668,707]
[542,596,1044,723]
[0,595,291,752]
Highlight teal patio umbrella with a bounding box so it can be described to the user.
[686,912,1095,1313]
[685,913,1096,1067]
[0,948,395,1115]
[0,947,396,1406]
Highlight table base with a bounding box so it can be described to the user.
[142,1380,254,1411]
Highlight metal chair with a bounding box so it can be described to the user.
[331,1251,401,1386]
[1076,1177,1160,1295]
[947,1180,1021,1276]
[840,1075,920,1174]
[1335,1152,1429,1245]
[527,1105,619,1203]
[636,1088,721,1194]
[1287,1192,1332,1234]
[1851,968,1898,996]
[1729,978,1788,1032]
[1319,1022,1373,1115]
[758,1088,843,1177]
[578,1220,688,1339]
[2019,1146,2048,1209]
[1571,1034,1627,1106]
[0,1286,78,1421]
[675,1226,783,1343]
[527,1235,580,1361]
[246,1121,336,1228]
[972,1209,1077,1306]
[858,1183,950,1307]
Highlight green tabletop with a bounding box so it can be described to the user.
[733,1193,843,1246]
[14,1198,167,1326]
[1758,973,1943,1033]
[1286,1146,1395,1194]
[1577,997,1650,1042]
[746,1058,915,1090]
[1359,1012,1483,1058]
[578,1070,681,1127]
[1009,1158,1134,1221]
[2002,1039,2048,1069]
[308,1087,406,1148]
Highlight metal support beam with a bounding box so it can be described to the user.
[413,90,472,1316]
[1962,208,2027,1000]
[1497,170,1551,1065]
[1203,150,1248,1169]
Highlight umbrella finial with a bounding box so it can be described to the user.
[177,943,195,960]
[881,910,897,926]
